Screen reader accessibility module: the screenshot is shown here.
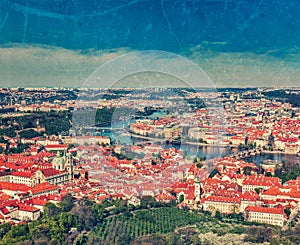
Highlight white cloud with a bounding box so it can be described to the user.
[0,45,127,87]
[0,44,299,88]
[189,47,300,87]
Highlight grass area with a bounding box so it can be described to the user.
[90,207,213,244]
[87,206,284,245]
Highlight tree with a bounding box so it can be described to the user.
[168,232,182,245]
[44,202,61,218]
[45,213,78,243]
[28,222,50,240]
[0,136,7,144]
[236,212,244,222]
[208,168,221,178]
[215,210,222,220]
[19,129,40,139]
[74,235,88,245]
[243,166,252,175]
[72,201,98,231]
[262,226,273,242]
[5,224,29,240]
[122,210,133,218]
[0,223,11,239]
[0,127,16,137]
[179,194,184,203]
[270,237,281,245]
[190,235,202,245]
[57,212,79,231]
[59,193,75,212]
[254,188,263,194]
[244,226,273,243]
[140,196,158,208]
[135,210,155,223]
[284,207,291,218]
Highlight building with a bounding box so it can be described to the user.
[194,178,201,202]
[51,151,74,181]
[0,182,31,196]
[163,125,182,139]
[242,175,282,193]
[130,122,153,136]
[244,206,285,226]
[260,186,300,202]
[240,191,262,212]
[201,196,241,214]
[0,171,11,182]
[10,171,34,187]
[128,196,141,206]
[30,182,60,197]
[33,168,69,186]
[45,144,68,152]
[14,204,41,221]
[72,136,111,145]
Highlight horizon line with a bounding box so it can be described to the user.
[1,86,300,90]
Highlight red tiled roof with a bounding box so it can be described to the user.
[0,182,30,192]
[11,171,33,178]
[240,191,260,201]
[262,186,282,196]
[243,175,281,187]
[0,207,10,215]
[156,192,176,201]
[245,206,283,215]
[31,182,59,195]
[45,144,68,149]
[264,199,276,205]
[186,191,196,200]
[47,194,63,202]
[0,192,11,200]
[40,168,65,177]
[18,204,40,212]
[26,197,48,206]
[203,195,240,204]
[172,182,188,189]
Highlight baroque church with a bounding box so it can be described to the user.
[32,151,75,186]
[52,151,74,180]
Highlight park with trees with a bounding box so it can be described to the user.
[1,193,299,245]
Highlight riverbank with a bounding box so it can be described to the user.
[131,133,299,152]
[129,132,229,148]
[261,150,298,155]
[185,141,228,148]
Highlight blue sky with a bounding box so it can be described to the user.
[0,0,299,87]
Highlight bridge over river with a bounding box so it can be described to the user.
[80,126,125,131]
[128,133,168,145]
[227,148,263,159]
[79,126,263,159]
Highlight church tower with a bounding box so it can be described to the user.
[64,152,74,181]
[194,178,201,202]
[51,150,74,181]
[52,151,65,170]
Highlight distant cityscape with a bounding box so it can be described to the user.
[0,87,299,243]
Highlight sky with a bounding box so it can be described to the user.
[0,0,299,88]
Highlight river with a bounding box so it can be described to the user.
[243,153,300,166]
[93,111,300,166]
